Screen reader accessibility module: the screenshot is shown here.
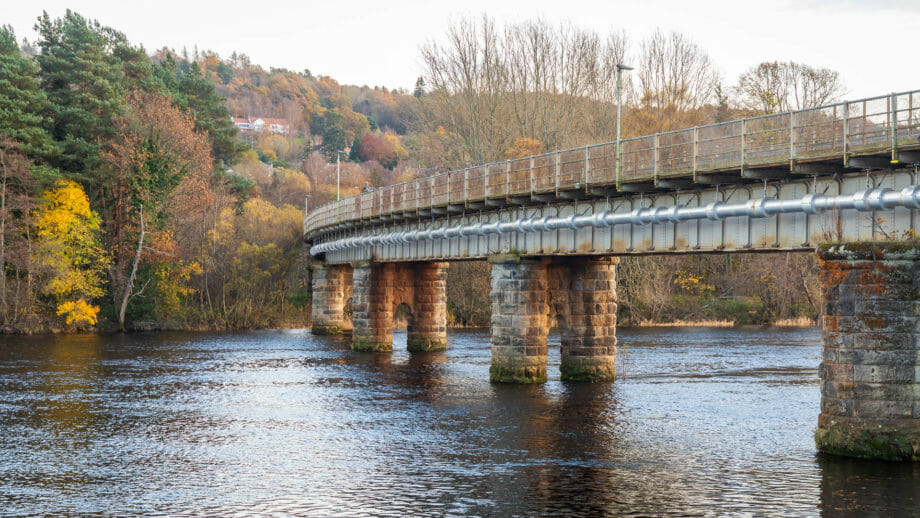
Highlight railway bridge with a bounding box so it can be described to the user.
[304,90,920,460]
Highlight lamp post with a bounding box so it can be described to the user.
[336,150,345,202]
[335,149,349,222]
[615,63,633,189]
[303,194,311,235]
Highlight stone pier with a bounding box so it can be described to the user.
[489,255,618,383]
[816,243,920,461]
[310,264,353,335]
[351,261,448,352]
[550,257,619,381]
[351,263,395,351]
[490,258,551,383]
[406,262,449,352]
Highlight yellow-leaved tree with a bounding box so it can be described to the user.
[505,138,543,160]
[383,132,409,163]
[147,230,202,321]
[205,198,302,327]
[33,180,110,328]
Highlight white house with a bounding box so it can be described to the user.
[231,116,291,136]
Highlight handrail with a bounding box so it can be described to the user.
[305,89,920,236]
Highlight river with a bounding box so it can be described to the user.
[0,327,918,516]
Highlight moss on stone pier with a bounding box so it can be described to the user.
[560,361,616,382]
[816,423,920,462]
[310,325,344,335]
[406,338,447,352]
[818,241,920,261]
[489,364,547,384]
[351,339,393,353]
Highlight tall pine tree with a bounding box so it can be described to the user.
[174,62,240,170]
[0,25,53,159]
[35,10,124,182]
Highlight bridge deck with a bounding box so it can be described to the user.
[305,90,920,237]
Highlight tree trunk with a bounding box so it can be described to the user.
[0,149,8,320]
[119,206,145,332]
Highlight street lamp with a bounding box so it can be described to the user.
[615,63,633,189]
[335,149,349,222]
[336,150,346,201]
[303,193,312,235]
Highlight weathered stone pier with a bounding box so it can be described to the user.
[314,261,448,353]
[816,243,920,461]
[310,264,353,335]
[489,255,617,383]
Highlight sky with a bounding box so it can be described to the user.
[4,0,920,100]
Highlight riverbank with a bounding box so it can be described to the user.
[631,316,817,327]
[0,317,818,336]
[0,312,312,336]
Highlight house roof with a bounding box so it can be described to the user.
[260,118,290,126]
[231,116,291,129]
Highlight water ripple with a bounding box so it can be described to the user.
[0,327,917,516]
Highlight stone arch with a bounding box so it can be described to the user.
[350,261,448,353]
[489,256,617,383]
[394,301,414,330]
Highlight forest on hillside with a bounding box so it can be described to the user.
[0,11,844,333]
[0,11,307,333]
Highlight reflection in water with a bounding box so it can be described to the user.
[819,454,920,517]
[40,335,104,439]
[0,327,918,516]
[522,383,622,517]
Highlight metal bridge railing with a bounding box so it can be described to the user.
[305,89,920,236]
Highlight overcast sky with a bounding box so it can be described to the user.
[5,0,920,99]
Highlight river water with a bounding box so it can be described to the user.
[0,327,918,516]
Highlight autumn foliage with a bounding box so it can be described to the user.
[0,10,839,332]
[0,12,314,332]
[505,138,543,160]
[32,180,109,328]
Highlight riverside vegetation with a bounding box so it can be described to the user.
[0,11,832,333]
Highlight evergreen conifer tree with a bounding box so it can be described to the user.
[34,10,124,180]
[176,62,240,169]
[0,25,54,160]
